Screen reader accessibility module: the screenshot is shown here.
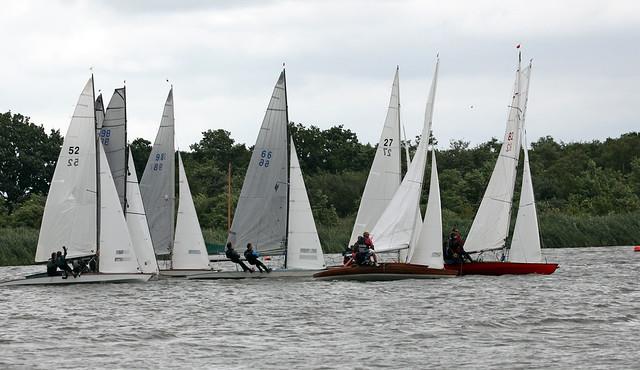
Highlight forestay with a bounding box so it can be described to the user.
[173,153,210,270]
[463,62,526,253]
[98,143,140,274]
[286,139,326,270]
[349,68,402,246]
[100,88,127,211]
[371,60,439,253]
[140,89,175,255]
[409,150,444,268]
[36,79,97,262]
[227,71,289,256]
[126,152,159,274]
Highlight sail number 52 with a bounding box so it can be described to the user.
[259,150,272,167]
[67,146,80,166]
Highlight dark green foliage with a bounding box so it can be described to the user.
[0,109,638,265]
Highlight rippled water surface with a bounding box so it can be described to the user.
[1,246,639,369]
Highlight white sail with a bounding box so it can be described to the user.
[227,71,289,256]
[509,140,542,262]
[140,89,175,255]
[371,60,439,253]
[100,87,127,211]
[286,139,326,270]
[126,152,159,274]
[173,153,210,270]
[35,79,97,262]
[349,68,402,246]
[98,143,140,273]
[409,150,444,268]
[463,61,525,253]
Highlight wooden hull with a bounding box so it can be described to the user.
[444,261,559,276]
[0,272,153,286]
[313,263,457,281]
[187,269,322,280]
[159,269,218,278]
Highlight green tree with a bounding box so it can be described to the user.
[129,138,151,179]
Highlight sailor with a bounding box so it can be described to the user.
[46,252,59,276]
[449,228,472,263]
[244,243,272,273]
[354,236,371,265]
[56,246,76,279]
[225,242,252,272]
[363,231,378,265]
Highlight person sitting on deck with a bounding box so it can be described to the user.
[225,242,252,273]
[448,228,473,263]
[244,243,272,273]
[56,246,76,279]
[363,231,378,265]
[354,236,375,266]
[46,252,59,276]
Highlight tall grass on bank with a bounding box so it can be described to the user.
[0,227,38,266]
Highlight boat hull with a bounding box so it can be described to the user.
[159,269,218,278]
[634,246,640,252]
[313,263,457,281]
[444,261,558,275]
[187,269,322,280]
[0,272,153,286]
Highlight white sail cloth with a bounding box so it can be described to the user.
[172,153,211,270]
[286,139,326,270]
[126,152,159,274]
[227,71,289,256]
[100,87,127,211]
[371,60,439,253]
[463,62,529,253]
[409,150,444,268]
[349,68,402,246]
[140,89,175,255]
[36,79,97,262]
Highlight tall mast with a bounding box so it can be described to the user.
[92,74,101,260]
[396,65,402,182]
[504,52,523,249]
[283,67,291,269]
[123,85,128,217]
[227,162,232,232]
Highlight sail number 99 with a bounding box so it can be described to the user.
[67,146,80,166]
[383,138,393,156]
[259,150,272,167]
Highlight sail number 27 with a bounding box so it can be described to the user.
[67,146,80,166]
[382,138,393,156]
[259,150,272,167]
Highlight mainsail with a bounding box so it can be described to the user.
[349,68,402,246]
[100,87,127,211]
[140,89,175,255]
[173,153,210,270]
[35,79,97,262]
[463,60,526,253]
[286,139,326,270]
[409,150,444,268]
[126,152,159,274]
[371,60,439,253]
[227,71,289,255]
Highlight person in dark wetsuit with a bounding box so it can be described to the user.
[244,243,271,273]
[46,252,59,276]
[56,246,76,278]
[448,228,473,263]
[225,242,252,272]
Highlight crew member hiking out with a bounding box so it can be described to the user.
[225,242,252,272]
[244,243,272,273]
[56,246,76,279]
[46,252,59,276]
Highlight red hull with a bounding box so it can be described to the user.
[444,261,558,276]
[634,246,640,252]
[314,262,457,281]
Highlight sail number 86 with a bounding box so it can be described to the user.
[259,150,272,167]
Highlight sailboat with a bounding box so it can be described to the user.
[140,89,213,277]
[1,78,152,286]
[189,70,327,280]
[443,56,558,275]
[315,59,457,281]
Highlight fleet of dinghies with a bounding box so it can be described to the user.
[0,51,558,287]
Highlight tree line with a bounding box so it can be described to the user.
[1,111,639,265]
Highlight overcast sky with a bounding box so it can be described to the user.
[0,0,638,149]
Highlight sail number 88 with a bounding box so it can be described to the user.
[259,150,272,167]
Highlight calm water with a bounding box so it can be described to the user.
[1,246,638,369]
